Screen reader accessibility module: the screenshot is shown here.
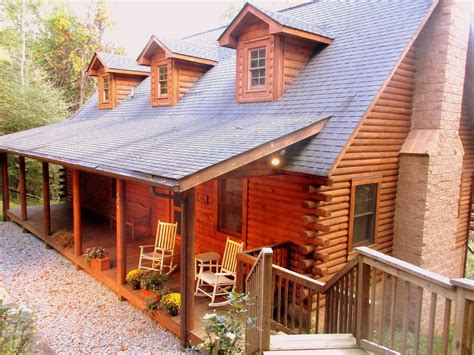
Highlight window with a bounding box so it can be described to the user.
[349,179,380,250]
[218,178,243,236]
[249,48,266,88]
[102,75,110,102]
[158,66,168,97]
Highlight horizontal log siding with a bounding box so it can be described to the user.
[283,36,313,92]
[178,62,207,99]
[115,74,142,103]
[325,48,416,265]
[455,100,474,273]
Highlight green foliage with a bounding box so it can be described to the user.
[140,271,167,292]
[0,0,122,198]
[466,239,474,279]
[0,304,35,354]
[34,1,123,111]
[197,292,247,355]
[83,246,107,264]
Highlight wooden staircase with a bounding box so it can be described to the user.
[265,334,367,354]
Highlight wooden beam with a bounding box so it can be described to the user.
[179,119,328,192]
[1,153,9,221]
[19,156,27,221]
[72,169,82,261]
[116,179,126,286]
[180,188,195,346]
[42,162,51,243]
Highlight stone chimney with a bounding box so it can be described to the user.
[393,0,472,277]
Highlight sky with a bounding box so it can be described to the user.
[66,0,309,56]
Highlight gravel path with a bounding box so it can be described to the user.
[0,222,181,354]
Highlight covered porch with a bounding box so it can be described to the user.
[5,202,217,343]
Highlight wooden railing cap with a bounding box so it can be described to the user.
[355,246,454,289]
[451,278,474,291]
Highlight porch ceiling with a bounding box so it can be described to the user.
[0,112,329,191]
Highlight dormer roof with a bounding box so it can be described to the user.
[137,35,219,66]
[87,52,150,76]
[218,2,334,48]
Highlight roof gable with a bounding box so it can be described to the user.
[137,35,219,66]
[218,2,333,48]
[87,52,150,76]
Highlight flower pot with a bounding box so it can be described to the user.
[130,280,141,290]
[141,289,154,298]
[89,257,110,272]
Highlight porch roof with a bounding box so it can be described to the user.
[0,101,328,190]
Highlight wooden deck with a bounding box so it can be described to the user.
[6,203,222,344]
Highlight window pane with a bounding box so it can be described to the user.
[258,49,266,57]
[160,81,167,95]
[219,179,243,235]
[352,183,377,246]
[250,59,259,68]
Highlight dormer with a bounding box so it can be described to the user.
[87,52,150,109]
[137,36,218,107]
[218,3,333,103]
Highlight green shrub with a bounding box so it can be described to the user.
[0,304,35,354]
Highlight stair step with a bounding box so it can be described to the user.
[264,349,368,354]
[266,333,368,354]
[270,333,358,351]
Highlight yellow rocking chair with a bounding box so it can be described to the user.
[138,221,178,276]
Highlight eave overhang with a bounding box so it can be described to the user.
[218,2,333,49]
[136,35,218,67]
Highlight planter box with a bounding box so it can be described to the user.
[89,257,110,272]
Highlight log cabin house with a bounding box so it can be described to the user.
[0,0,473,351]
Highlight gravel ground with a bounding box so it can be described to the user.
[0,222,181,354]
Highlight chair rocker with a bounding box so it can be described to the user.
[138,220,178,276]
[195,237,244,307]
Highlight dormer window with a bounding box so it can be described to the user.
[249,48,266,89]
[87,52,150,110]
[102,75,110,102]
[136,35,218,107]
[218,3,333,104]
[158,66,168,97]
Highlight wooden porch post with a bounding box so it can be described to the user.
[19,156,27,221]
[42,162,51,245]
[1,153,10,221]
[72,169,82,262]
[180,187,195,346]
[116,179,126,287]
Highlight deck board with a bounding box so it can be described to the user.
[6,203,224,343]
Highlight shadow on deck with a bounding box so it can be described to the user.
[6,203,222,344]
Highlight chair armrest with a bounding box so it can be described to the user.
[215,272,235,277]
[139,245,155,250]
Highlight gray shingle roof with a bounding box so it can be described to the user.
[250,2,333,39]
[0,0,433,185]
[156,36,220,62]
[96,52,150,73]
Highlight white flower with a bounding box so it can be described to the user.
[203,313,216,320]
[226,332,236,340]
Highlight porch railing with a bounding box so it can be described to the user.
[245,248,273,354]
[239,244,474,355]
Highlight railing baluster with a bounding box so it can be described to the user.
[389,276,398,348]
[277,274,282,324]
[368,267,376,341]
[441,297,452,354]
[401,281,410,353]
[291,280,296,332]
[379,272,387,345]
[427,292,437,354]
[284,278,289,328]
[413,286,423,355]
[316,292,320,334]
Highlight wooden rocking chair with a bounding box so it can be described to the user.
[138,221,178,276]
[195,237,244,307]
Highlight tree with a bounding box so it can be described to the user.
[34,0,122,110]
